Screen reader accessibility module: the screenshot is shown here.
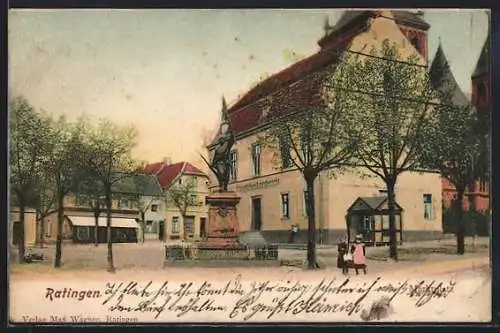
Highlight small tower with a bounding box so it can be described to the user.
[429,40,470,107]
[471,24,490,109]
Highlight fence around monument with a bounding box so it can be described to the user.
[164,244,279,261]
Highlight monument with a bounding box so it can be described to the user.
[197,96,247,260]
[164,96,278,265]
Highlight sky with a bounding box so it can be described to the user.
[8,9,489,169]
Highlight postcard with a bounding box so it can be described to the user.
[8,8,492,324]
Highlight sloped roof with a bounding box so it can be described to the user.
[321,10,429,43]
[112,173,163,197]
[216,43,349,142]
[347,196,403,213]
[472,28,490,78]
[141,161,207,189]
[361,196,388,210]
[140,162,164,175]
[391,11,430,30]
[429,43,470,107]
[218,10,430,142]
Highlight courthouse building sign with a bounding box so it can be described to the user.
[236,178,280,192]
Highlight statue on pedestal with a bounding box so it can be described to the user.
[201,96,236,192]
[198,95,243,249]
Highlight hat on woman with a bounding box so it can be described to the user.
[355,234,363,243]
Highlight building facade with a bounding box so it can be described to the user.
[42,194,141,244]
[39,173,163,244]
[10,207,37,247]
[439,26,491,213]
[208,10,444,244]
[114,173,166,240]
[141,161,209,241]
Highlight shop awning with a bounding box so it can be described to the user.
[67,216,139,228]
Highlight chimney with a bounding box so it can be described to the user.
[163,157,172,165]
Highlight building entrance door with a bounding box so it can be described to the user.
[183,216,195,239]
[158,221,164,241]
[200,217,207,239]
[251,197,262,231]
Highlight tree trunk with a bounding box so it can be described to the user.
[105,186,115,273]
[455,188,466,255]
[35,210,41,247]
[305,175,319,269]
[40,214,45,248]
[17,198,26,264]
[93,204,100,247]
[140,211,146,243]
[54,193,65,268]
[181,214,187,240]
[386,176,398,261]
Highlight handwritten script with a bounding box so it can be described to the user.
[101,276,456,321]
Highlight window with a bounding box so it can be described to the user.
[76,226,90,241]
[145,220,155,233]
[190,194,197,204]
[279,136,292,169]
[119,199,130,209]
[171,217,180,233]
[184,218,194,234]
[150,204,158,212]
[229,150,238,181]
[45,221,52,237]
[423,194,434,220]
[281,193,290,219]
[251,143,261,176]
[480,176,488,192]
[362,216,373,231]
[303,190,309,217]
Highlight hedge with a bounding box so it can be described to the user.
[442,207,491,236]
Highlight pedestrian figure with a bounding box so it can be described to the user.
[351,234,367,275]
[288,224,299,244]
[337,236,349,273]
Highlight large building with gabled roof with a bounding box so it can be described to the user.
[207,10,444,245]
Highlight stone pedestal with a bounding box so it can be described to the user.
[200,191,245,250]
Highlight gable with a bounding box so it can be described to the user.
[347,198,372,212]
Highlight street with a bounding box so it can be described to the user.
[10,237,490,279]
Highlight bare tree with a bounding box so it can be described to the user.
[261,51,363,269]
